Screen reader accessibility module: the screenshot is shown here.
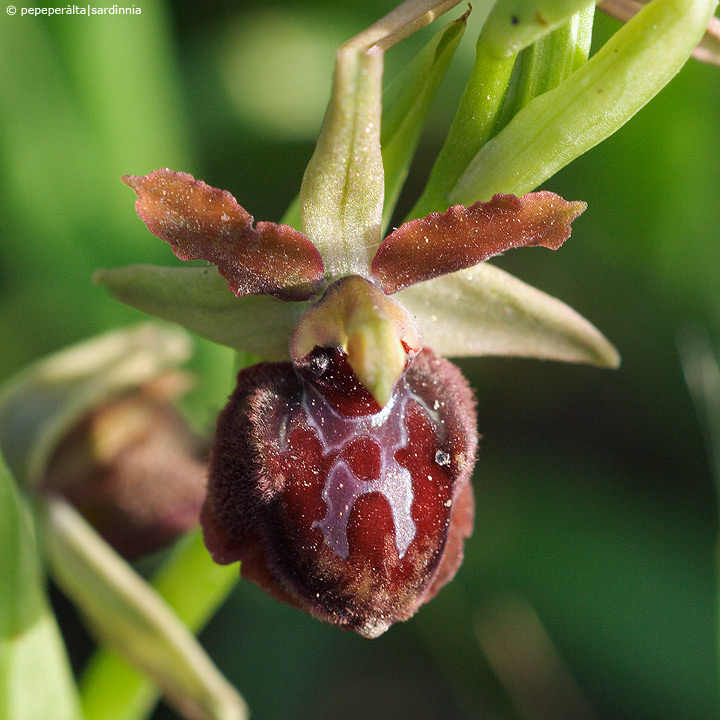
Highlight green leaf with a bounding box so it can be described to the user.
[0,459,82,720]
[409,0,594,218]
[381,10,468,231]
[95,265,307,360]
[0,323,192,492]
[451,0,719,203]
[479,0,598,58]
[407,43,517,219]
[492,4,594,134]
[79,529,240,720]
[42,497,247,720]
[395,263,620,367]
[598,0,720,67]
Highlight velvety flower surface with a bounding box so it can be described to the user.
[202,347,477,638]
[119,168,591,636]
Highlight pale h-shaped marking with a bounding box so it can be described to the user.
[301,379,417,560]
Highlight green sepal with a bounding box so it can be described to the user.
[0,458,83,720]
[95,265,308,361]
[42,497,248,720]
[451,0,719,203]
[395,263,620,367]
[299,0,466,277]
[381,9,467,231]
[300,48,384,279]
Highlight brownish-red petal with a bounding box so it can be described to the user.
[371,192,587,294]
[123,169,325,301]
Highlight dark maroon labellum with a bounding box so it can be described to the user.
[202,348,477,638]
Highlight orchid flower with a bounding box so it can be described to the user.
[96,0,715,640]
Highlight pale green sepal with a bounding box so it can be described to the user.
[96,265,307,361]
[0,322,191,492]
[300,48,384,279]
[451,0,719,204]
[480,0,599,59]
[42,497,248,720]
[80,529,239,720]
[381,11,467,232]
[396,263,620,367]
[300,0,464,277]
[0,459,83,720]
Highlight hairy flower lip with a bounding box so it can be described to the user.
[201,347,477,637]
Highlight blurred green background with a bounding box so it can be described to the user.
[1,2,719,719]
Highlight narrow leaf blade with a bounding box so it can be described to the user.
[80,528,239,720]
[43,497,248,720]
[381,11,467,230]
[0,459,82,720]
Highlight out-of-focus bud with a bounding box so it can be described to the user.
[44,373,207,558]
[0,324,207,558]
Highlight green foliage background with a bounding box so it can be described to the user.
[1,1,719,719]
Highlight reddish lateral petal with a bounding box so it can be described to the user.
[371,192,587,294]
[123,169,325,301]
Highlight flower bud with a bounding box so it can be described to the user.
[202,347,477,638]
[44,375,208,559]
[0,324,207,558]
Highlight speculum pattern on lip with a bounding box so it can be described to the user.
[202,347,477,637]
